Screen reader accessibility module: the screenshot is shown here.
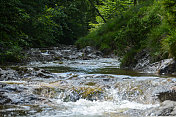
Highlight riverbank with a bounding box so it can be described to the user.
[3,44,175,76]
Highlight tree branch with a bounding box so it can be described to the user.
[88,0,106,23]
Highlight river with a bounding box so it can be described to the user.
[0,48,176,116]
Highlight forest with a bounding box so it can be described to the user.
[1,1,176,116]
[1,0,176,66]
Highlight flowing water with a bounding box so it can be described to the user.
[1,58,176,117]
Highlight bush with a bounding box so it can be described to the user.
[162,30,176,59]
[76,0,176,67]
[0,45,23,63]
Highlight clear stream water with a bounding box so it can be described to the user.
[1,58,176,117]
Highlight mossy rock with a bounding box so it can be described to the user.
[73,87,103,99]
[54,57,62,60]
[59,62,63,64]
[85,82,96,86]
[40,50,47,53]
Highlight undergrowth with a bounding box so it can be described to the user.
[76,0,176,67]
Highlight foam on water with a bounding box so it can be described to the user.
[37,88,159,117]
[54,88,159,116]
[54,99,159,116]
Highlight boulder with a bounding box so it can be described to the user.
[133,57,176,75]
[156,90,176,102]
[158,59,176,75]
[146,100,176,116]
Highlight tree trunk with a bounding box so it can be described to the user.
[134,0,137,6]
[88,0,106,23]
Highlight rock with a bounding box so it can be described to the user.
[133,56,176,75]
[80,46,103,60]
[9,93,40,104]
[0,67,54,81]
[146,100,176,116]
[81,46,95,54]
[146,89,176,116]
[171,86,176,91]
[0,68,21,81]
[156,90,176,102]
[25,45,104,62]
[0,93,12,104]
[62,87,104,102]
[16,67,53,78]
[171,107,176,115]
[127,49,176,75]
[158,59,176,75]
[0,82,48,105]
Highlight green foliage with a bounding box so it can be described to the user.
[1,0,176,65]
[89,0,133,30]
[120,48,138,68]
[162,0,176,26]
[77,0,158,51]
[97,0,132,20]
[0,45,23,63]
[162,30,176,59]
[77,0,176,67]
[0,0,96,63]
[160,0,176,59]
[146,21,170,61]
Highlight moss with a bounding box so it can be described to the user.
[40,50,47,53]
[54,57,62,60]
[0,81,26,85]
[59,62,63,64]
[73,87,103,99]
[40,81,61,88]
[85,82,96,86]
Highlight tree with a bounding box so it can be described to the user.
[88,0,106,23]
[134,0,137,6]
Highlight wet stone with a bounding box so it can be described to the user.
[26,45,104,62]
[0,93,12,104]
[146,100,176,116]
[0,69,21,81]
[8,93,40,104]
[156,90,176,102]
[3,85,27,92]
[16,67,54,79]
